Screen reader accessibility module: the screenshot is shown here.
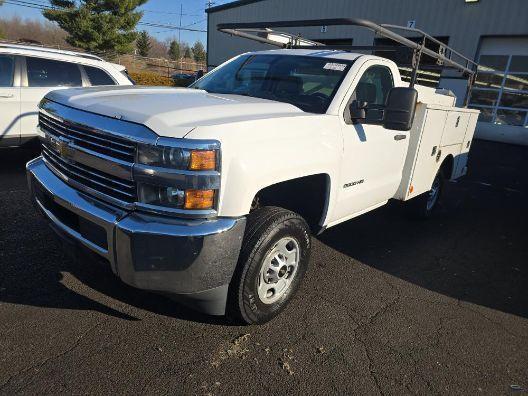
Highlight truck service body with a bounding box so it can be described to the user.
[27,19,479,323]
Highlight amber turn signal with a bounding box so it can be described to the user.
[189,150,216,171]
[184,189,215,210]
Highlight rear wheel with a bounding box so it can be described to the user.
[228,207,311,324]
[405,171,444,219]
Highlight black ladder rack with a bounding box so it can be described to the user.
[217,18,479,106]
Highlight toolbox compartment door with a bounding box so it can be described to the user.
[441,111,470,147]
[396,107,447,201]
[453,111,479,178]
[407,109,448,199]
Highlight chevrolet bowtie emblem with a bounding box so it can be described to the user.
[51,137,71,158]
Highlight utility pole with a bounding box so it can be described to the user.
[178,3,182,46]
[179,3,183,72]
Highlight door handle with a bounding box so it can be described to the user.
[0,94,14,98]
[394,134,407,141]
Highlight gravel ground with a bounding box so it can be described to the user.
[0,140,527,395]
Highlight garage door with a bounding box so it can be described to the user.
[469,37,528,145]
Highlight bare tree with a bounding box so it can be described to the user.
[149,37,169,59]
[0,16,68,46]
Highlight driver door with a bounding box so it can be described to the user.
[331,62,409,222]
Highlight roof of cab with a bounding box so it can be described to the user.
[245,48,365,61]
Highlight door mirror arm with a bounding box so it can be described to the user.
[347,100,368,124]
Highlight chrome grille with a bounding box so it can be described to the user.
[39,111,137,205]
[39,113,135,162]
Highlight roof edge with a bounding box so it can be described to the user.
[206,0,267,14]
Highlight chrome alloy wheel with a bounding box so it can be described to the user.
[427,176,441,211]
[257,237,300,305]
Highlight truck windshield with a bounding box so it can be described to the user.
[191,54,352,114]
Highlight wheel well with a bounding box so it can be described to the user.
[440,155,454,180]
[252,174,329,233]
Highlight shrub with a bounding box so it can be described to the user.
[129,71,175,86]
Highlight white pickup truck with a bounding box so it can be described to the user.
[27,19,479,324]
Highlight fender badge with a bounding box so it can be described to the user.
[344,179,364,188]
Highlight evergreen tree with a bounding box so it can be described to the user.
[168,40,180,61]
[136,30,151,57]
[43,0,148,54]
[192,41,206,62]
[183,44,192,60]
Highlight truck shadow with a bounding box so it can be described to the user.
[318,140,528,319]
[1,141,526,323]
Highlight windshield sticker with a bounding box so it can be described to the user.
[323,62,347,71]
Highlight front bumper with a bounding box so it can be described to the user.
[26,157,246,315]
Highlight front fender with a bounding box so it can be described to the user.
[185,115,342,220]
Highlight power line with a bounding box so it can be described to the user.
[3,1,207,33]
[4,0,53,10]
[138,22,206,33]
[142,9,203,17]
[183,18,207,28]
[6,0,205,16]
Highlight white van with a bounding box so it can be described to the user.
[0,42,133,147]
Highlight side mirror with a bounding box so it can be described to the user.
[383,87,418,131]
[349,100,368,123]
[195,70,204,81]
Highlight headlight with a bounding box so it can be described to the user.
[138,143,216,171]
[138,184,185,208]
[138,184,215,210]
[136,140,219,212]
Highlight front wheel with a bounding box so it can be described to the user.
[405,171,444,219]
[227,207,311,325]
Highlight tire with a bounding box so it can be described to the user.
[405,170,444,220]
[227,206,311,325]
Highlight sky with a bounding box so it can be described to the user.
[0,0,237,46]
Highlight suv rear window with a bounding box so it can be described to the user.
[84,65,116,86]
[26,57,82,87]
[0,55,15,87]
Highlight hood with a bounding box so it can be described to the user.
[45,86,305,138]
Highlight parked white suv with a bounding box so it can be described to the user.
[0,42,133,147]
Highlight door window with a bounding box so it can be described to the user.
[84,65,116,86]
[0,55,15,87]
[26,57,82,87]
[349,65,394,123]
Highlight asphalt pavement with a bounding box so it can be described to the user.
[0,140,527,395]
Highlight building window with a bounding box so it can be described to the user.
[470,54,528,127]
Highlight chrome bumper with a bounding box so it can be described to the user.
[27,157,246,315]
